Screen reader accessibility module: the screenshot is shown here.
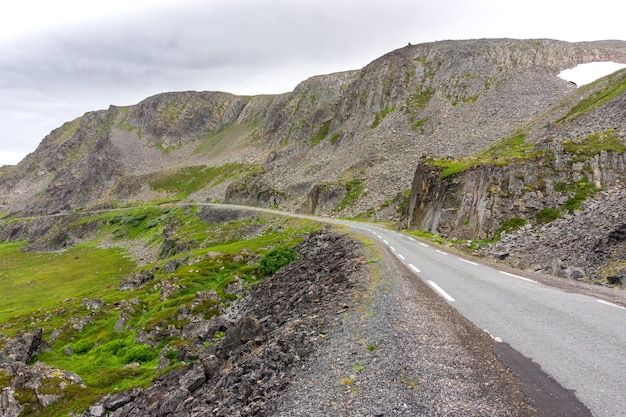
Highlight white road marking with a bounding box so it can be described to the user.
[435,249,448,255]
[419,242,429,248]
[376,234,382,238]
[596,299,625,309]
[459,258,478,266]
[484,329,503,343]
[500,271,537,283]
[397,254,405,260]
[390,246,396,252]
[409,264,420,273]
[427,280,455,302]
[383,240,389,245]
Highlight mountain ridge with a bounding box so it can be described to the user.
[2,38,626,281]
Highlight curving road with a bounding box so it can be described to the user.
[213,205,625,417]
[337,220,626,417]
[10,203,623,415]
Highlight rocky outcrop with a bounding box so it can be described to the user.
[84,229,366,417]
[400,65,626,280]
[0,331,83,417]
[484,186,626,282]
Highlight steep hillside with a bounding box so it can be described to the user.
[402,66,626,282]
[2,39,626,219]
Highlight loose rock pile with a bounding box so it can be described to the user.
[86,228,366,417]
[485,186,626,283]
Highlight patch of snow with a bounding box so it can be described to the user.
[558,61,626,87]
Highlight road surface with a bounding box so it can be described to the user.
[338,220,625,417]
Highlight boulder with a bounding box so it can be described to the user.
[0,329,50,364]
[220,316,263,356]
[179,363,206,392]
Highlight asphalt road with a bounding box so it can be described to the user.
[16,203,622,415]
[339,220,626,417]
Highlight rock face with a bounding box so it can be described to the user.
[2,39,626,219]
[0,331,84,416]
[400,66,626,281]
[85,229,366,417]
[485,187,626,281]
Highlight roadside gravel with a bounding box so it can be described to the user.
[272,241,537,417]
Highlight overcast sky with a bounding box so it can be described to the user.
[1,0,626,166]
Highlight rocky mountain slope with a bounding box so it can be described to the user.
[1,38,626,282]
[1,39,625,215]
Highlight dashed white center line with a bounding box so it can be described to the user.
[459,258,478,266]
[596,299,625,309]
[500,271,537,283]
[383,240,389,245]
[435,249,448,255]
[427,280,455,302]
[397,254,405,260]
[376,234,382,238]
[390,246,396,252]
[419,242,429,248]
[409,264,420,273]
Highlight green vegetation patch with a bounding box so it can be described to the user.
[563,130,625,162]
[371,106,396,129]
[0,242,134,325]
[311,120,332,146]
[497,217,527,234]
[147,163,259,198]
[194,124,258,157]
[337,179,365,211]
[558,176,599,212]
[258,245,299,277]
[557,69,626,123]
[429,129,541,179]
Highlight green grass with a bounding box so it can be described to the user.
[557,69,626,123]
[429,129,540,179]
[563,130,625,162]
[371,106,396,129]
[147,163,259,198]
[0,242,135,326]
[337,179,365,211]
[311,120,332,146]
[193,124,257,157]
[0,206,325,416]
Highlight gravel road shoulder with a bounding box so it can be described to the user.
[272,240,537,417]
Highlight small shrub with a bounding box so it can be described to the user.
[73,339,95,355]
[536,207,561,224]
[124,344,157,364]
[497,217,527,234]
[164,349,179,360]
[99,339,130,356]
[258,245,299,277]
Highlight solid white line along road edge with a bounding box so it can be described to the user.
[500,271,537,283]
[427,280,455,302]
[397,254,405,260]
[596,299,626,309]
[409,264,420,273]
[459,258,479,266]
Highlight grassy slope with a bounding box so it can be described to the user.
[0,205,321,416]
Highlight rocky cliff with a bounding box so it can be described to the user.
[2,39,626,219]
[401,67,626,282]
